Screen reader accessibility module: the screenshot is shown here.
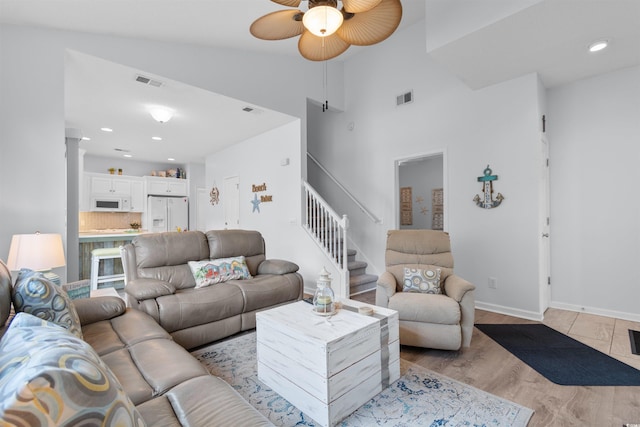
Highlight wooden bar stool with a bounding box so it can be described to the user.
[90,247,125,291]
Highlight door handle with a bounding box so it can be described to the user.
[542,233,549,238]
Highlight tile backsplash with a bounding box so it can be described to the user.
[79,212,142,231]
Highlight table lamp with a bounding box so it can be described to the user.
[6,232,66,285]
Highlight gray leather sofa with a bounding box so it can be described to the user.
[121,229,304,349]
[0,260,273,426]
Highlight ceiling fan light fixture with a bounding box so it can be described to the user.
[303,6,343,37]
[149,108,173,123]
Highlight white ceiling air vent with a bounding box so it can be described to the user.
[242,106,264,114]
[396,90,413,106]
[135,74,163,87]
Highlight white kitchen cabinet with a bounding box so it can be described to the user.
[90,174,132,195]
[144,176,189,196]
[130,179,144,212]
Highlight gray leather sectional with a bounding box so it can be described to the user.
[0,229,304,426]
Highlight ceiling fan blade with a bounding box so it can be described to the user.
[342,0,382,14]
[337,0,402,46]
[250,10,304,40]
[298,31,350,61]
[271,0,302,6]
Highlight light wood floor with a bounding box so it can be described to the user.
[352,291,640,427]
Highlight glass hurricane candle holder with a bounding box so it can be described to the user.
[313,267,335,314]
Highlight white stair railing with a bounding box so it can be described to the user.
[303,181,349,295]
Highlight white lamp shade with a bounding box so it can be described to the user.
[6,233,66,271]
[303,6,344,37]
[149,108,173,123]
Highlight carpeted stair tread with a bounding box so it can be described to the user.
[348,260,367,270]
[350,273,378,286]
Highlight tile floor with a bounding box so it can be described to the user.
[543,308,640,369]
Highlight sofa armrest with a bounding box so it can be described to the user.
[257,259,299,275]
[125,278,176,301]
[73,297,126,326]
[376,271,397,308]
[442,274,475,302]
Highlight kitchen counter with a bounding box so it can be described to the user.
[79,229,149,240]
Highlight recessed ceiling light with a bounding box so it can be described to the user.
[588,40,609,53]
[100,127,113,132]
[152,136,162,141]
[81,136,91,141]
[149,107,174,123]
[123,154,132,158]
[168,158,175,161]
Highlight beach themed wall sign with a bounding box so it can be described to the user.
[251,182,273,213]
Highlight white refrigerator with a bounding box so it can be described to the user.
[147,196,189,233]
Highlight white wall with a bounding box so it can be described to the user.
[83,155,181,177]
[309,20,544,318]
[0,23,344,283]
[547,65,640,319]
[205,120,329,293]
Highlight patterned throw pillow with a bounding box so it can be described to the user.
[188,256,252,288]
[12,269,83,339]
[403,267,442,294]
[0,312,146,427]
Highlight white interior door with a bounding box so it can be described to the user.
[223,176,240,229]
[539,137,551,313]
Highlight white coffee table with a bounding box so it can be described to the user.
[256,299,399,427]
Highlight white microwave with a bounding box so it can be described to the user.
[90,196,131,212]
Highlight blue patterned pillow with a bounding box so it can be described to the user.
[12,269,83,339]
[403,267,442,294]
[188,256,252,288]
[0,312,146,426]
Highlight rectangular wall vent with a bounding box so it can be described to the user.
[396,90,414,106]
[135,74,163,87]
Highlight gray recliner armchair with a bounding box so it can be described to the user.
[376,229,475,350]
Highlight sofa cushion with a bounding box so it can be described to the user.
[137,376,274,427]
[188,256,252,288]
[155,284,245,333]
[133,232,209,290]
[73,295,126,326]
[0,312,145,427]
[82,308,171,357]
[257,259,299,275]
[389,292,461,325]
[230,273,303,313]
[403,267,442,294]
[206,230,266,276]
[12,269,83,339]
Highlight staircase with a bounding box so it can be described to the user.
[303,181,378,297]
[346,248,378,295]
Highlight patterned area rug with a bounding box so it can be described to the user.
[191,332,533,427]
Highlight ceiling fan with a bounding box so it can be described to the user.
[250,0,403,61]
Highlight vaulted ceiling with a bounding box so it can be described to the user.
[1,0,638,163]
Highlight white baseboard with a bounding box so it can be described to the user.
[549,301,640,323]
[475,301,543,322]
[476,300,640,324]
